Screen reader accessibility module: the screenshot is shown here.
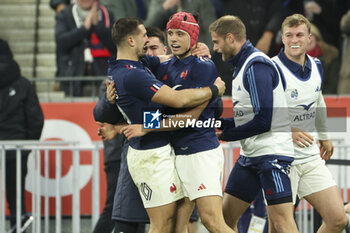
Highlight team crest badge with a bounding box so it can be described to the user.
[291,89,298,99]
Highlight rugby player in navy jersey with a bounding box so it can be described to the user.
[271,14,349,233]
[209,15,299,233]
[117,12,235,233]
[102,17,225,233]
[95,26,204,233]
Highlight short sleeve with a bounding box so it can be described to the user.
[124,69,164,101]
[192,58,218,87]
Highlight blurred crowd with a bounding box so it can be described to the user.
[47,0,350,96]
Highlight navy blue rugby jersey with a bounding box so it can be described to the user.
[108,57,169,150]
[155,55,221,155]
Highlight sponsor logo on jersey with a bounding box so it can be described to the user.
[234,110,244,117]
[293,102,316,122]
[315,86,320,92]
[233,101,244,117]
[293,111,316,122]
[237,85,241,91]
[297,102,315,111]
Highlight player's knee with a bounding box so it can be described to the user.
[150,215,175,233]
[271,219,295,233]
[222,213,237,229]
[271,223,289,233]
[200,218,217,232]
[325,214,348,231]
[164,216,175,232]
[200,213,221,232]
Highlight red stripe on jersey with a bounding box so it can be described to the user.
[150,86,157,92]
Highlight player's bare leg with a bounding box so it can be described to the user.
[223,193,250,232]
[305,186,347,233]
[266,202,298,233]
[175,197,195,233]
[146,202,177,233]
[188,222,195,233]
[197,195,236,233]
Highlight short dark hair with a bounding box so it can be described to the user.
[112,17,143,46]
[209,15,246,42]
[146,26,166,45]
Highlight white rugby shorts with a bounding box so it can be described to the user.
[175,145,224,201]
[290,157,336,204]
[127,144,184,208]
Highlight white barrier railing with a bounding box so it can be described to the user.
[0,140,103,233]
[222,142,350,233]
[0,141,349,233]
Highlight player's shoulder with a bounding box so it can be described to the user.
[159,57,172,69]
[250,52,274,64]
[193,56,216,69]
[112,64,149,82]
[247,56,276,73]
[309,55,322,66]
[195,56,213,64]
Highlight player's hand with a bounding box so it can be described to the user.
[292,127,314,148]
[214,77,226,97]
[121,124,147,140]
[191,43,211,58]
[106,79,116,105]
[96,121,118,141]
[158,54,172,63]
[319,139,334,160]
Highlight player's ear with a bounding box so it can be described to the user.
[225,33,235,44]
[127,35,135,47]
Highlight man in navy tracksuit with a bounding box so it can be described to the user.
[209,15,298,233]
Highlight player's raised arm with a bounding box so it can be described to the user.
[151,77,225,108]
